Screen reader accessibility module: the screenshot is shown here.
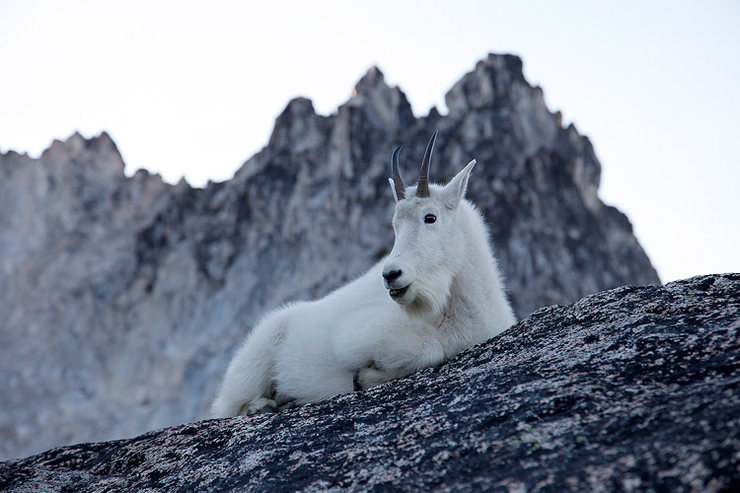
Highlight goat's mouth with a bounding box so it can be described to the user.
[389,285,410,300]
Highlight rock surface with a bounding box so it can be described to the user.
[1,274,737,492]
[0,53,659,460]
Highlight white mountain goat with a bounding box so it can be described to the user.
[211,132,516,417]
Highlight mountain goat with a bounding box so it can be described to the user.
[211,132,516,417]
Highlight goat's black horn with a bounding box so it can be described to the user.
[416,131,437,198]
[391,145,405,200]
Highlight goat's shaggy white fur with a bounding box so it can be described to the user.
[211,154,516,417]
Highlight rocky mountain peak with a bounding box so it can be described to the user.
[347,65,414,131]
[445,53,559,157]
[445,53,526,114]
[267,97,324,154]
[353,65,385,94]
[41,130,124,179]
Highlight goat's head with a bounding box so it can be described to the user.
[383,132,477,315]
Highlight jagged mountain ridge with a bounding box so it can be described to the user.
[0,53,659,460]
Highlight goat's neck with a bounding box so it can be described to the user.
[440,216,500,329]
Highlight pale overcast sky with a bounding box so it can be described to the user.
[1,0,738,283]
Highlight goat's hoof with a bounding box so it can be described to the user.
[278,399,298,411]
[242,397,278,415]
[355,366,387,390]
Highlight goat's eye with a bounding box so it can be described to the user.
[424,214,437,224]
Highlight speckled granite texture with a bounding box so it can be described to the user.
[1,273,737,492]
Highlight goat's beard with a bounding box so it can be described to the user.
[399,268,453,318]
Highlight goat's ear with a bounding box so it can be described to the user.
[388,178,401,203]
[442,159,476,209]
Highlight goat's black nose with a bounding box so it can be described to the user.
[383,269,402,283]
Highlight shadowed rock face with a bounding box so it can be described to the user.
[0,53,659,460]
[1,274,737,491]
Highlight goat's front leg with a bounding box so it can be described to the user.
[353,337,445,391]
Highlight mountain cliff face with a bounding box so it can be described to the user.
[0,54,659,460]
